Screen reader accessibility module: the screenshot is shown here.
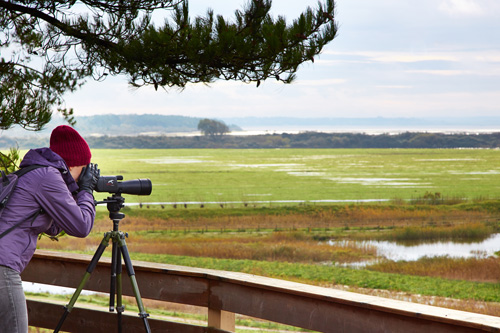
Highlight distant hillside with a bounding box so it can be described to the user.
[74,114,204,135]
[2,114,241,137]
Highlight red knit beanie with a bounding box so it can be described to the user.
[50,125,91,167]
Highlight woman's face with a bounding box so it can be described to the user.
[69,165,86,182]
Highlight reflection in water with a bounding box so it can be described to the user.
[330,233,500,263]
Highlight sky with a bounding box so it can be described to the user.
[63,0,500,121]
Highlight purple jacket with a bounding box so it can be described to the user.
[0,148,95,272]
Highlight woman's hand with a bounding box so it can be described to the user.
[78,163,100,194]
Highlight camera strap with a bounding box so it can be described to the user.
[0,209,43,239]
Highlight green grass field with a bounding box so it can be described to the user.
[89,148,500,204]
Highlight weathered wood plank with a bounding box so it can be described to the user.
[27,300,209,333]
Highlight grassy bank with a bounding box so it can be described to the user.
[124,252,500,303]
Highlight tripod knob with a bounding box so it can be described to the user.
[109,212,125,220]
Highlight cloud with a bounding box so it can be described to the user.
[325,50,458,63]
[375,85,414,90]
[438,0,484,16]
[294,78,347,86]
[324,49,500,76]
[405,70,474,76]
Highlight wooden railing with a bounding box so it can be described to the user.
[21,250,500,332]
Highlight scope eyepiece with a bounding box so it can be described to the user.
[95,176,152,196]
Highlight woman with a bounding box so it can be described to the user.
[0,125,100,333]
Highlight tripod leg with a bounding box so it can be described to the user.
[109,233,126,332]
[109,239,119,312]
[118,235,151,333]
[116,247,124,333]
[54,233,111,333]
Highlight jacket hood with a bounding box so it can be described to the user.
[20,147,78,193]
[20,147,67,170]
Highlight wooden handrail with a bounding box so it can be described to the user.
[22,250,500,332]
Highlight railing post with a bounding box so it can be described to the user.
[208,309,235,332]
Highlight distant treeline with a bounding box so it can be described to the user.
[81,132,500,149]
[3,132,500,150]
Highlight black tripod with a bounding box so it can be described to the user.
[54,193,151,333]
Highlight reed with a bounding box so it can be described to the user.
[101,202,497,233]
[373,222,495,243]
[48,231,377,264]
[368,256,500,283]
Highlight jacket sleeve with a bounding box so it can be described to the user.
[33,168,95,238]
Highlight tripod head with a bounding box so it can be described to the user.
[95,193,126,221]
